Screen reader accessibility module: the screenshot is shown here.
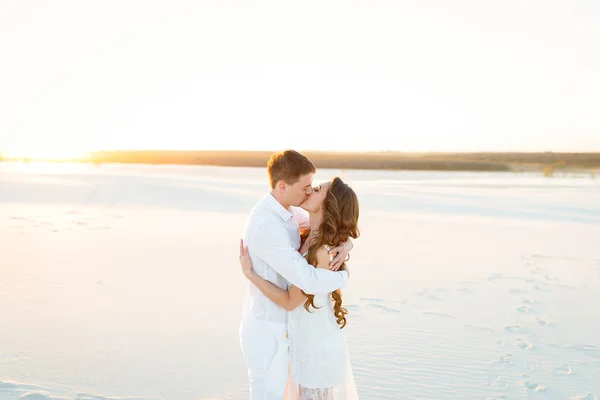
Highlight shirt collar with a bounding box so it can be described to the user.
[263,193,293,222]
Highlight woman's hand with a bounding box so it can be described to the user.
[239,239,255,279]
[328,239,352,271]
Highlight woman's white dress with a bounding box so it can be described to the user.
[285,247,359,400]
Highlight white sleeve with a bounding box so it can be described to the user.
[290,206,310,231]
[249,221,348,294]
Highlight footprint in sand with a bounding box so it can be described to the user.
[503,323,523,333]
[499,354,514,365]
[19,390,54,399]
[517,338,534,350]
[525,381,546,392]
[554,364,572,375]
[488,375,509,389]
[571,394,597,400]
[536,318,550,327]
[517,299,538,314]
[517,305,533,313]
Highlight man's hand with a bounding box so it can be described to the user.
[328,239,353,271]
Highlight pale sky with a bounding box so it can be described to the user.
[1,0,599,158]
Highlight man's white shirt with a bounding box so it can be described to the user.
[242,193,349,323]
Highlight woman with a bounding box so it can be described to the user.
[239,176,360,400]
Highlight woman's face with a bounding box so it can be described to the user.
[300,181,330,213]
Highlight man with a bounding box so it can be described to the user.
[239,150,352,400]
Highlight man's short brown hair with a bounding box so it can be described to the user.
[267,150,316,189]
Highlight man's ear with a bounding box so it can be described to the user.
[277,180,286,192]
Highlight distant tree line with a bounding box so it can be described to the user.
[86,150,600,171]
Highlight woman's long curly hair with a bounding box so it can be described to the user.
[303,177,360,329]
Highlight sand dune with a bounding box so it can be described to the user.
[1,162,599,399]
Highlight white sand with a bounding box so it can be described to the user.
[1,162,599,400]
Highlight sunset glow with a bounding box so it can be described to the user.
[1,1,599,154]
[2,145,90,161]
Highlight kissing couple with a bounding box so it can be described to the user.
[239,150,360,399]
